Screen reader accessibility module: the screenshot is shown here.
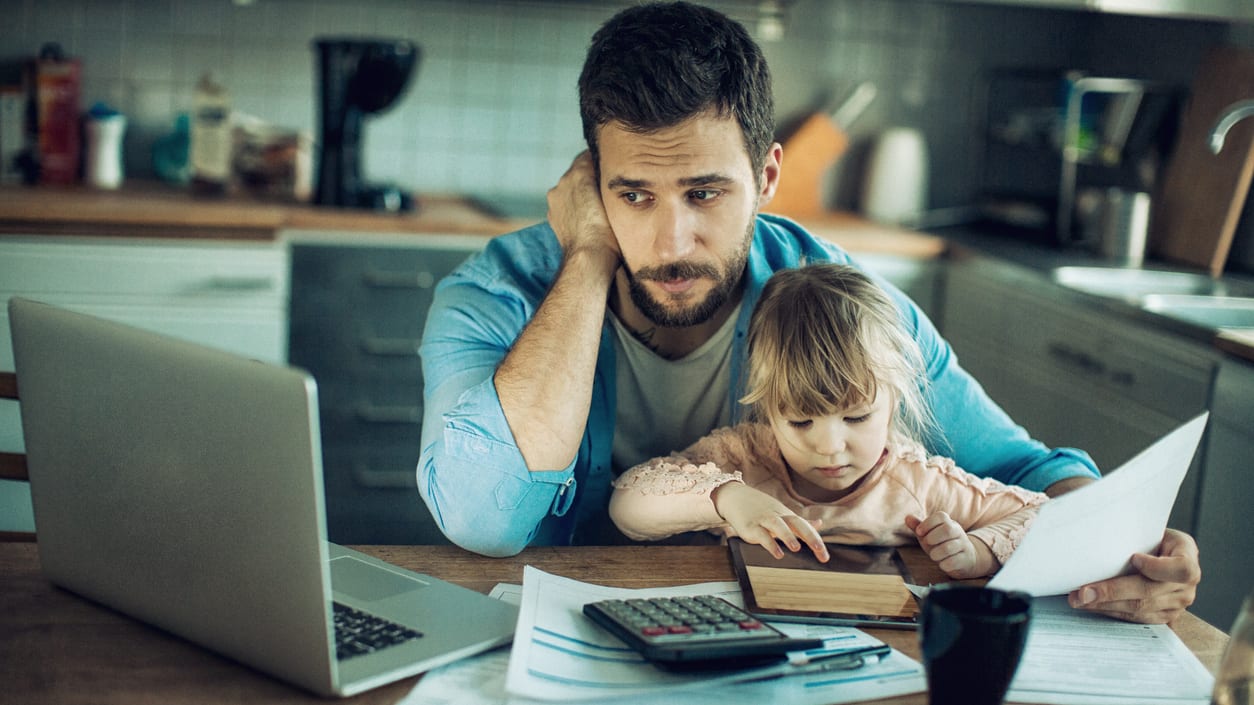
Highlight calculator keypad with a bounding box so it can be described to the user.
[587,595,779,646]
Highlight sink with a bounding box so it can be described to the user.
[1051,266,1232,302]
[1140,295,1254,330]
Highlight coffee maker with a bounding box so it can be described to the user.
[314,38,419,212]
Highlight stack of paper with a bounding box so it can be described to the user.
[402,567,925,705]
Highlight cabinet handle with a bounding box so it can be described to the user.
[352,462,417,490]
[205,275,276,291]
[361,337,422,357]
[362,269,436,289]
[356,403,422,424]
[1046,342,1106,375]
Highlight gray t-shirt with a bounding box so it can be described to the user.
[608,302,741,475]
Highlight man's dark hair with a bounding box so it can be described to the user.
[578,2,775,177]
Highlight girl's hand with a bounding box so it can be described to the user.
[905,512,994,579]
[713,483,829,562]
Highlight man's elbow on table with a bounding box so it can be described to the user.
[417,458,538,558]
[422,489,534,558]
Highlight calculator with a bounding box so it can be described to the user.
[582,595,824,669]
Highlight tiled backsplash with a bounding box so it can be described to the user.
[0,0,1247,220]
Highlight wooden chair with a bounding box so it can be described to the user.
[0,370,34,541]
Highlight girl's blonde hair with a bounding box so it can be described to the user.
[740,263,934,443]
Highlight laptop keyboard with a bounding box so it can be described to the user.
[333,602,423,660]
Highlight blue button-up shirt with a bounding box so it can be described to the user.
[418,214,1098,556]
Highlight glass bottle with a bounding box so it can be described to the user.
[190,72,231,195]
[1214,591,1254,705]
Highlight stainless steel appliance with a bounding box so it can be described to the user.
[977,68,1179,248]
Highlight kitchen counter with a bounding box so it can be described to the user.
[934,224,1254,364]
[2,182,1248,361]
[0,182,948,256]
[0,182,526,240]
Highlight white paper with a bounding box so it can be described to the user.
[988,412,1208,596]
[1007,596,1214,705]
[499,567,925,704]
[401,575,924,705]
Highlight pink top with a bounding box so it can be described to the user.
[609,423,1048,565]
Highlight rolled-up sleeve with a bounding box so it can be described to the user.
[417,233,574,557]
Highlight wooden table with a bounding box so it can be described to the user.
[0,542,1229,704]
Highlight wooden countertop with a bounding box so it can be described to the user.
[0,182,526,240]
[0,182,946,256]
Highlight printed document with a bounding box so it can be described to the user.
[1007,596,1214,705]
[989,412,1208,596]
[402,568,924,705]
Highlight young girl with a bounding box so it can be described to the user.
[608,263,1047,580]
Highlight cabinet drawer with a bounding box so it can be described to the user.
[288,238,483,545]
[946,265,1213,419]
[291,244,471,319]
[320,446,450,545]
[0,237,288,303]
[315,377,425,443]
[290,310,425,378]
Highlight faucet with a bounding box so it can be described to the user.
[1210,100,1254,154]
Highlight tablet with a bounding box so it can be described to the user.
[728,537,920,629]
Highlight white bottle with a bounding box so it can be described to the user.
[190,72,231,195]
[84,106,126,189]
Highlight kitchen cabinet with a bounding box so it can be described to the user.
[0,235,290,533]
[1193,357,1254,630]
[286,233,488,545]
[939,255,1218,535]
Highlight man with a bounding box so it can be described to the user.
[418,1,1199,624]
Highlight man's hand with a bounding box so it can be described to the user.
[906,512,994,579]
[546,151,621,266]
[1068,528,1201,624]
[712,483,828,562]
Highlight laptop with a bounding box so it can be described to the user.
[8,297,518,698]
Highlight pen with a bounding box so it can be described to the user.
[747,643,893,682]
[789,643,892,671]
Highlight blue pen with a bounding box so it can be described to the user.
[747,643,893,682]
[789,643,892,672]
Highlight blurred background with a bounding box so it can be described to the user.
[0,0,1250,221]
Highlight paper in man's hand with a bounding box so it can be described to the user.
[987,412,1208,597]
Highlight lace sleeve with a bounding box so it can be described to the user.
[612,460,743,497]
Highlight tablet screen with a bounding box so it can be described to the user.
[728,537,919,629]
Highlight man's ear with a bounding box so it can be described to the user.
[757,142,783,205]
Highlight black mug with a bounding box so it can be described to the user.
[919,585,1032,705]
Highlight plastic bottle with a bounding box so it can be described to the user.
[83,102,126,189]
[189,72,231,195]
[152,113,191,185]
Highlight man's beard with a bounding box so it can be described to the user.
[625,223,753,328]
